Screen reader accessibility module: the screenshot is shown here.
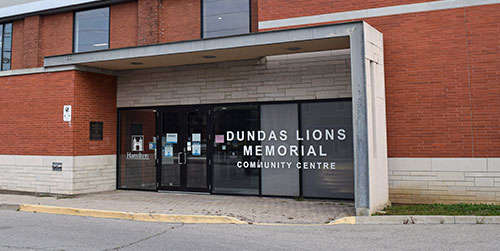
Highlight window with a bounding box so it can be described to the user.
[0,23,12,71]
[202,0,250,38]
[74,7,110,53]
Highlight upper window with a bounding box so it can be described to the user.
[0,23,12,71]
[74,7,110,53]
[202,0,250,38]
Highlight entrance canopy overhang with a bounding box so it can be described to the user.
[45,22,356,71]
[44,21,388,216]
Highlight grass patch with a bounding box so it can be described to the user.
[379,203,500,216]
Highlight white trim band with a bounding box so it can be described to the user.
[0,0,103,19]
[259,0,500,29]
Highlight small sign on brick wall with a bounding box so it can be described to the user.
[52,162,62,171]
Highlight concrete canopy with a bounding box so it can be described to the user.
[44,21,389,215]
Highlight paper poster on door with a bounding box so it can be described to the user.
[192,143,201,156]
[148,142,156,150]
[215,135,224,144]
[164,144,173,157]
[166,133,177,144]
[192,133,201,142]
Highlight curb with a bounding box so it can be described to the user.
[330,215,500,225]
[17,204,247,225]
[4,204,500,225]
[0,203,20,211]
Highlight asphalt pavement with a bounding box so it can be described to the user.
[0,210,499,251]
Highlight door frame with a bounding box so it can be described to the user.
[156,105,212,193]
[117,98,354,199]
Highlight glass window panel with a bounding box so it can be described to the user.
[0,24,3,71]
[260,103,300,197]
[203,0,250,38]
[301,101,354,199]
[2,23,11,71]
[160,112,181,187]
[74,7,109,53]
[119,109,157,190]
[212,105,260,195]
[186,111,208,188]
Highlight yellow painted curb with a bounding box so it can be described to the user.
[19,204,135,220]
[19,204,246,225]
[133,213,246,224]
[329,216,356,225]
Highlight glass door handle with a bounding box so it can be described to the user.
[178,152,184,164]
[184,151,187,164]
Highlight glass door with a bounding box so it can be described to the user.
[158,107,210,192]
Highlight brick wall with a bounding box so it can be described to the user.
[362,6,500,158]
[257,4,500,158]
[73,71,117,156]
[0,70,117,195]
[110,1,138,49]
[159,0,200,43]
[22,15,42,68]
[117,50,351,107]
[138,0,160,45]
[0,71,117,156]
[40,12,73,60]
[11,20,24,70]
[257,0,438,21]
[0,71,75,156]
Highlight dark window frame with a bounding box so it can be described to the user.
[73,6,111,53]
[200,0,252,39]
[0,22,12,71]
[117,97,354,200]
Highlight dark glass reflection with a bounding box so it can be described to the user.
[186,111,208,189]
[203,0,250,38]
[119,110,156,190]
[260,103,300,197]
[212,105,260,195]
[161,112,181,188]
[301,101,354,199]
[74,7,109,53]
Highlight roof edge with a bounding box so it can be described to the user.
[0,0,131,22]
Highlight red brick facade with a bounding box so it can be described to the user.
[159,0,201,42]
[0,71,117,156]
[110,1,139,49]
[257,0,438,21]
[1,0,500,159]
[138,0,160,45]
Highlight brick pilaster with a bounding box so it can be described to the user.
[23,15,42,68]
[138,0,160,45]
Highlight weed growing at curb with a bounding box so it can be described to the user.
[294,197,304,201]
[379,203,500,216]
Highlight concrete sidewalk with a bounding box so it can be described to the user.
[0,190,355,224]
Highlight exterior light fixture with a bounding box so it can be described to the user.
[287,47,301,51]
[203,55,216,59]
[131,62,143,65]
